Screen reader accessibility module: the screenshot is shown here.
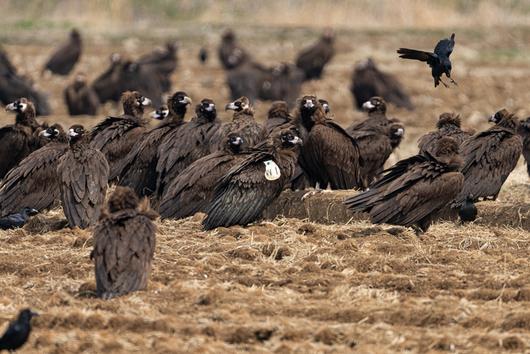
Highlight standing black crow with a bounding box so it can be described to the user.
[0,309,38,352]
[397,33,456,87]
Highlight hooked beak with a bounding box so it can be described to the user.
[225,102,237,111]
[488,114,497,123]
[232,137,243,145]
[179,96,192,105]
[68,129,79,137]
[362,101,375,110]
[39,130,52,137]
[289,136,303,145]
[303,100,315,109]
[205,103,215,112]
[141,97,152,106]
[395,128,404,136]
[5,103,16,111]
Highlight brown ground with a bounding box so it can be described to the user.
[0,25,529,353]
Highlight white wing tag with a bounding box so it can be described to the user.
[264,160,281,181]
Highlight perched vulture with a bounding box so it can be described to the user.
[418,112,471,155]
[156,98,221,200]
[218,29,250,70]
[266,100,292,134]
[210,96,266,152]
[346,96,391,135]
[295,29,335,81]
[92,186,157,299]
[115,60,164,107]
[0,124,67,216]
[43,29,82,76]
[452,109,522,207]
[58,125,109,229]
[118,91,192,198]
[296,95,363,190]
[160,133,249,220]
[91,53,123,104]
[389,119,405,150]
[137,41,178,93]
[91,91,151,180]
[351,58,413,111]
[64,72,100,116]
[518,116,530,176]
[203,126,303,230]
[0,98,44,179]
[345,137,464,234]
[150,105,169,120]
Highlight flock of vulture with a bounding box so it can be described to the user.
[0,28,530,350]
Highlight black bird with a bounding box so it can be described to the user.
[0,309,38,352]
[459,195,477,223]
[43,29,82,76]
[397,33,456,87]
[0,207,38,230]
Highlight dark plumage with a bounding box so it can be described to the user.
[452,109,522,207]
[43,29,82,76]
[58,125,109,229]
[296,96,363,190]
[210,96,266,152]
[150,105,169,120]
[266,101,292,134]
[160,133,249,219]
[0,309,38,352]
[137,41,178,93]
[91,53,123,104]
[418,112,472,155]
[118,92,191,198]
[0,207,38,229]
[397,33,456,87]
[389,119,405,150]
[64,72,99,116]
[295,29,335,81]
[116,60,164,107]
[91,91,151,180]
[92,187,157,299]
[203,126,302,230]
[351,58,413,110]
[156,98,221,200]
[199,47,208,64]
[459,195,477,223]
[518,116,530,177]
[346,96,391,136]
[345,137,464,233]
[218,29,250,70]
[0,124,67,216]
[0,98,45,179]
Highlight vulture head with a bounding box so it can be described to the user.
[389,121,405,149]
[150,105,169,120]
[268,101,290,120]
[225,133,246,154]
[299,95,318,114]
[318,99,331,114]
[225,96,251,112]
[490,109,519,132]
[355,58,376,71]
[121,91,151,117]
[322,28,335,43]
[196,98,217,121]
[6,98,36,121]
[40,124,64,140]
[278,127,303,149]
[70,28,81,41]
[108,186,140,213]
[222,29,236,43]
[73,72,88,90]
[362,96,387,115]
[67,125,86,143]
[168,91,192,117]
[489,108,509,124]
[437,112,461,129]
[433,137,462,170]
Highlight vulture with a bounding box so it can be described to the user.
[151,105,169,120]
[389,119,405,151]
[64,72,100,116]
[92,186,157,299]
[0,47,51,115]
[115,59,164,107]
[118,91,192,198]
[43,29,82,76]
[418,112,472,155]
[0,309,39,352]
[346,96,391,134]
[210,96,266,152]
[203,126,303,230]
[296,95,363,190]
[218,29,250,70]
[58,125,109,229]
[91,91,151,180]
[137,41,178,93]
[351,58,413,110]
[518,116,530,176]
[0,124,68,216]
[91,53,123,104]
[295,29,335,81]
[266,100,292,134]
[397,33,456,87]
[156,98,221,200]
[452,109,522,207]
[0,207,38,230]
[345,137,464,234]
[160,133,249,220]
[0,98,45,179]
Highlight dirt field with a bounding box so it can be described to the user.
[0,23,530,353]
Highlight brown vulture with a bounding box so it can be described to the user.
[218,29,250,70]
[43,29,82,76]
[160,132,249,220]
[210,96,266,152]
[203,126,303,230]
[91,53,123,104]
[64,72,100,116]
[137,41,178,93]
[346,96,391,135]
[0,124,67,216]
[58,125,109,229]
[519,116,530,176]
[296,95,363,190]
[0,98,45,179]
[418,112,472,155]
[266,100,292,134]
[351,58,413,110]
[118,92,192,198]
[345,137,464,234]
[91,91,151,181]
[452,109,522,207]
[92,186,157,299]
[295,29,335,81]
[389,119,405,150]
[156,98,221,200]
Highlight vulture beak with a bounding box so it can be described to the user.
[232,137,243,145]
[39,130,52,137]
[179,96,192,105]
[303,100,315,109]
[362,101,375,110]
[395,128,404,136]
[488,114,497,123]
[68,129,79,137]
[289,136,303,145]
[141,97,152,106]
[5,102,17,111]
[225,102,237,111]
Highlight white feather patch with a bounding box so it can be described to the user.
[264,160,281,181]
